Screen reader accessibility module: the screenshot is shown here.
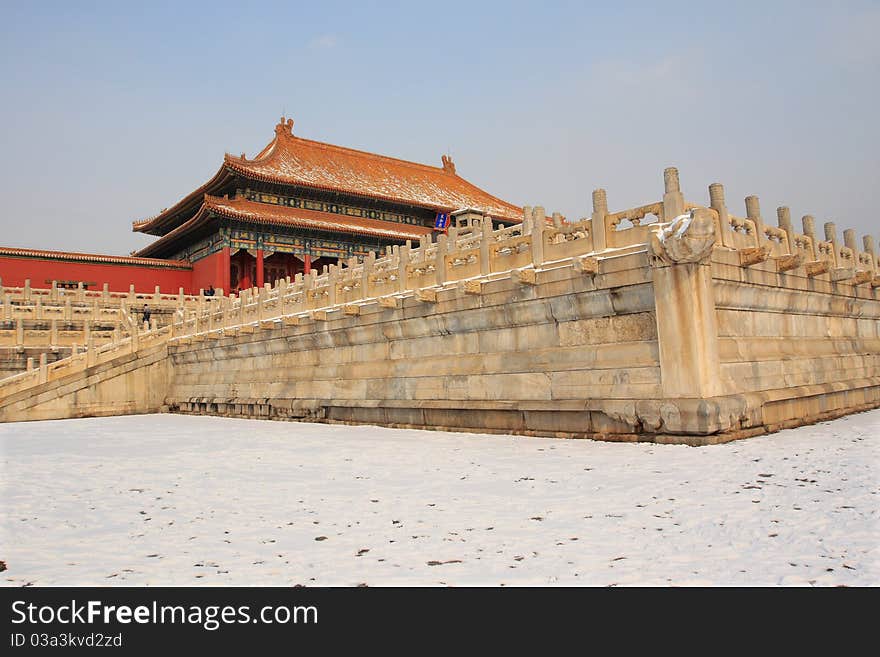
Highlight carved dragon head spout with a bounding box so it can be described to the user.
[650,207,717,265]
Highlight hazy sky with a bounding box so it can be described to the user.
[1,0,877,255]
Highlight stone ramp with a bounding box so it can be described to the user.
[0,341,170,422]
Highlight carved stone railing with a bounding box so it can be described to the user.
[0,280,214,307]
[0,322,173,397]
[605,202,664,249]
[3,165,876,398]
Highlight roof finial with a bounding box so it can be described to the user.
[441,154,456,175]
[275,116,294,137]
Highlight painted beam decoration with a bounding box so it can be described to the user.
[227,227,372,260]
[241,189,430,227]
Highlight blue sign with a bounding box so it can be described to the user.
[434,212,450,230]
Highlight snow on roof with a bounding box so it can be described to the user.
[135,117,522,239]
[222,118,523,221]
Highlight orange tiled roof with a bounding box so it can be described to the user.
[0,246,192,269]
[135,195,432,258]
[224,118,523,221]
[135,118,522,235]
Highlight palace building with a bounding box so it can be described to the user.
[0,117,522,295]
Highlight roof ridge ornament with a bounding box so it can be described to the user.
[275,116,294,137]
[441,154,456,175]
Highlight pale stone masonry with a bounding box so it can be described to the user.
[0,283,218,378]
[1,168,877,444]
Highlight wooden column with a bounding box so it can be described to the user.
[304,254,312,275]
[256,249,265,288]
[217,246,231,294]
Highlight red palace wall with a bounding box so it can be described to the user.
[191,248,230,295]
[0,255,194,294]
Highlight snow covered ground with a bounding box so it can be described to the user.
[1,411,878,586]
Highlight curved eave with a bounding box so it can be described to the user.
[134,205,215,258]
[206,197,433,242]
[132,166,236,236]
[135,197,434,259]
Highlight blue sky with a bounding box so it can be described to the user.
[1,0,877,254]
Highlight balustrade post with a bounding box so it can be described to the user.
[843,228,858,255]
[435,234,448,286]
[362,252,374,299]
[257,287,266,320]
[522,206,533,235]
[531,206,546,267]
[745,196,766,247]
[824,222,840,266]
[590,191,607,252]
[86,334,96,367]
[480,217,492,275]
[662,167,685,220]
[864,236,877,274]
[776,206,795,254]
[802,215,818,260]
[708,183,730,247]
[397,246,409,293]
[324,265,336,305]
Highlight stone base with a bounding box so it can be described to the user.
[165,379,880,446]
